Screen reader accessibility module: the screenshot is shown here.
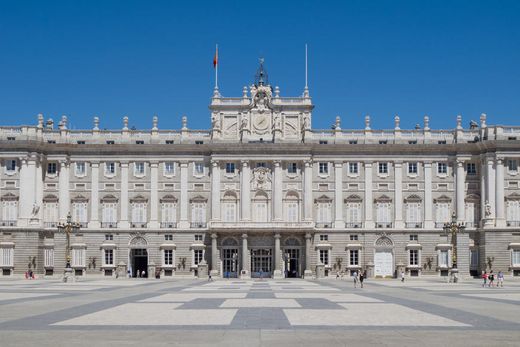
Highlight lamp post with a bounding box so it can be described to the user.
[443,212,466,283]
[57,212,81,282]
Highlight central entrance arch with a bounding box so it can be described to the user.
[374,236,394,278]
[129,236,149,278]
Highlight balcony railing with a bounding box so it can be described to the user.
[507,221,520,227]
[191,222,207,228]
[131,223,147,228]
[78,222,89,228]
[0,220,17,227]
[315,222,333,228]
[466,222,476,228]
[405,222,423,229]
[101,222,118,228]
[435,222,445,228]
[375,222,392,228]
[345,222,363,228]
[44,222,57,228]
[160,222,177,228]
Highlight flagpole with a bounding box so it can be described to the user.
[215,44,218,89]
[305,43,308,89]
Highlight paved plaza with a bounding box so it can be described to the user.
[1,277,520,346]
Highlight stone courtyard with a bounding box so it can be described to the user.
[1,277,520,346]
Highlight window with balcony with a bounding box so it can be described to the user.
[43,201,58,228]
[434,197,451,228]
[284,192,299,223]
[465,199,480,227]
[131,201,147,227]
[507,199,520,227]
[405,196,422,228]
[315,197,332,228]
[191,200,207,227]
[252,192,268,223]
[345,197,362,228]
[349,249,359,266]
[375,197,392,228]
[161,200,177,228]
[72,202,88,226]
[101,202,118,227]
[223,202,237,222]
[1,199,17,225]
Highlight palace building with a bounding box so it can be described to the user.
[1,61,520,279]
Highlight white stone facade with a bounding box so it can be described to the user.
[2,64,520,279]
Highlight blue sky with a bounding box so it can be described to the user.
[0,0,519,130]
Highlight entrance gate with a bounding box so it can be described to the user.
[131,248,148,278]
[222,248,239,278]
[251,248,271,278]
[285,248,300,278]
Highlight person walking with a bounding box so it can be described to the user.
[482,271,487,287]
[497,271,504,288]
[359,271,364,288]
[488,270,495,287]
[208,272,212,281]
[352,271,358,288]
[400,270,405,283]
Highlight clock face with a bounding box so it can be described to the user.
[254,115,269,131]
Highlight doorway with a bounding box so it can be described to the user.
[131,248,148,278]
[374,250,393,277]
[251,248,272,278]
[222,248,239,278]
[285,248,300,278]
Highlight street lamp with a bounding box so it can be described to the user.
[57,212,81,282]
[443,212,466,283]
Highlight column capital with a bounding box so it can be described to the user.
[486,158,495,165]
[242,233,248,239]
[456,160,464,167]
[211,233,218,239]
[273,160,281,167]
[211,159,219,167]
[496,157,504,165]
[423,161,432,168]
[304,160,313,167]
[150,161,159,168]
[59,159,69,168]
[90,161,100,168]
[394,161,403,167]
[364,161,373,168]
[274,233,281,239]
[179,161,189,168]
[334,162,343,168]
[241,160,249,167]
[120,161,129,168]
[305,232,312,240]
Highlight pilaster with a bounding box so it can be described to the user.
[240,160,251,221]
[58,159,70,222]
[456,159,466,223]
[119,161,129,229]
[89,161,100,228]
[179,161,189,229]
[424,162,434,228]
[495,157,505,227]
[334,162,343,228]
[394,161,404,229]
[211,160,221,221]
[149,161,159,228]
[303,160,313,221]
[241,233,250,278]
[364,162,374,228]
[273,160,283,221]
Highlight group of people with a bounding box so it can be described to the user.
[336,270,366,288]
[481,270,505,287]
[127,269,146,278]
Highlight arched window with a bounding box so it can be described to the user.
[284,191,300,222]
[404,195,422,228]
[222,191,238,222]
[253,191,269,222]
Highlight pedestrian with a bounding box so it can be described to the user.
[498,271,504,288]
[142,270,146,278]
[352,271,358,288]
[401,270,405,282]
[359,271,364,288]
[208,272,212,281]
[127,269,131,278]
[488,270,495,287]
[482,271,487,287]
[336,271,340,279]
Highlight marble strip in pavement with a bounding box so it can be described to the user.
[275,293,382,302]
[220,299,301,308]
[461,293,520,303]
[53,303,238,326]
[0,292,59,302]
[284,304,471,327]
[140,292,247,302]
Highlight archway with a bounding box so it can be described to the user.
[374,236,394,278]
[129,236,148,278]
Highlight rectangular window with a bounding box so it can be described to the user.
[0,247,13,267]
[346,203,361,227]
[164,234,173,241]
[256,162,266,168]
[223,202,237,222]
[131,203,147,224]
[437,162,447,174]
[195,141,204,145]
[72,248,86,267]
[378,162,388,174]
[43,202,58,225]
[319,249,329,265]
[164,162,174,176]
[408,162,418,174]
[77,141,86,145]
[512,250,520,267]
[102,203,117,223]
[317,203,331,223]
[435,203,450,225]
[349,162,358,174]
[161,203,176,224]
[75,162,86,176]
[379,140,387,145]
[350,234,358,241]
[409,249,419,266]
[194,249,204,265]
[225,162,235,174]
[507,200,520,224]
[194,234,203,241]
[405,203,421,224]
[44,248,54,268]
[104,249,114,266]
[191,203,206,223]
[105,234,113,241]
[106,140,115,145]
[135,140,144,145]
[2,201,17,222]
[508,160,518,172]
[5,160,16,172]
[134,162,145,176]
[287,163,297,174]
[194,162,204,175]
[349,140,358,145]
[466,163,477,175]
[438,250,449,267]
[319,162,328,174]
[164,249,173,265]
[350,249,359,266]
[409,234,418,241]
[165,140,174,144]
[285,202,298,222]
[47,163,57,174]
[376,202,392,223]
[319,140,328,145]
[319,235,328,241]
[72,202,88,224]
[105,162,115,175]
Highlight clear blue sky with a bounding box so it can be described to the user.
[1,0,519,131]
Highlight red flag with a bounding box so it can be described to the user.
[213,46,218,68]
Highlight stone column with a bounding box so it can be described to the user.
[18,155,37,227]
[34,156,43,225]
[89,162,100,228]
[394,161,404,228]
[240,160,251,221]
[486,158,496,222]
[273,160,283,221]
[149,161,159,228]
[456,159,465,223]
[58,159,70,222]
[304,232,313,277]
[241,233,250,278]
[456,232,470,278]
[304,160,313,221]
[480,159,487,227]
[179,161,189,228]
[495,157,505,227]
[211,160,221,221]
[273,233,282,278]
[211,233,219,276]
[119,162,129,228]
[424,161,433,228]
[334,162,343,228]
[364,162,374,228]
